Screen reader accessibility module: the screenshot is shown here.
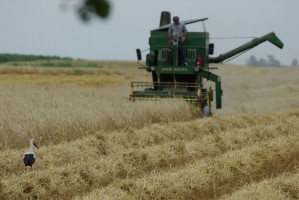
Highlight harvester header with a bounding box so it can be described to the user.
[130,11,284,116]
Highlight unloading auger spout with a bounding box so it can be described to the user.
[209,32,284,63]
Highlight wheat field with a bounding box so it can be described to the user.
[0,61,299,199]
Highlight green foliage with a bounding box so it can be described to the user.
[34,61,103,68]
[78,0,111,22]
[38,61,73,67]
[0,54,72,63]
[0,54,106,68]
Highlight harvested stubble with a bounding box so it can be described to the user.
[80,110,299,200]
[0,109,299,199]
[222,170,299,200]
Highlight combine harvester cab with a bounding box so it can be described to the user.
[130,11,283,116]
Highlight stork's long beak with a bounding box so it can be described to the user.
[34,142,39,149]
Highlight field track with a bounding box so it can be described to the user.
[0,63,299,199]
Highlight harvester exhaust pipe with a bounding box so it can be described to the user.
[160,11,171,27]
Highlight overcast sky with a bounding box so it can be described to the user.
[0,0,298,66]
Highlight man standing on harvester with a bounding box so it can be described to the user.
[168,16,187,66]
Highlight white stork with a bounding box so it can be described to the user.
[23,139,39,169]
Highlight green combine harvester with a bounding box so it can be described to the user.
[130,11,284,116]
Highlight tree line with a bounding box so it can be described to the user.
[246,55,299,67]
[246,55,298,67]
[0,54,72,63]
